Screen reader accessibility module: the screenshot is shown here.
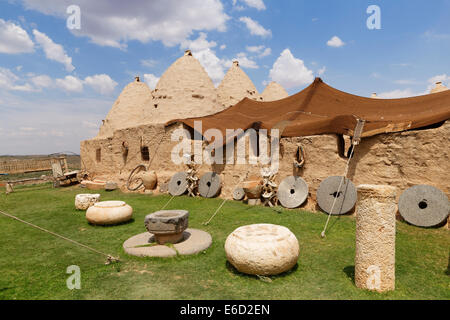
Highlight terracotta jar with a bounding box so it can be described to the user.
[140,170,157,190]
[242,176,263,199]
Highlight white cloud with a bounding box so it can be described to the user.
[181,32,229,86]
[0,67,35,92]
[140,59,157,68]
[268,49,314,89]
[30,74,52,88]
[246,45,271,57]
[428,74,449,85]
[426,74,449,92]
[32,29,75,72]
[82,120,99,129]
[181,32,217,51]
[318,66,326,76]
[259,47,271,57]
[393,79,420,85]
[193,48,229,85]
[0,94,114,154]
[246,45,264,53]
[327,36,345,48]
[233,52,258,69]
[143,73,160,89]
[55,75,83,92]
[84,74,118,95]
[234,0,266,10]
[0,19,34,54]
[239,16,271,38]
[378,88,420,99]
[22,0,229,48]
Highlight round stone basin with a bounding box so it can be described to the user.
[86,200,133,225]
[144,210,189,244]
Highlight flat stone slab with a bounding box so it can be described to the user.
[123,228,212,258]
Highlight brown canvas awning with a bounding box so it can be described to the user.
[167,78,450,140]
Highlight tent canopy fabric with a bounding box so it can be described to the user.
[166,78,450,141]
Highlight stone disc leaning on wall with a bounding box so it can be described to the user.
[277,176,309,209]
[198,172,222,198]
[398,185,449,227]
[233,188,245,201]
[168,172,189,196]
[317,176,357,215]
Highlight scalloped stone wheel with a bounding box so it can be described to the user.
[225,224,299,276]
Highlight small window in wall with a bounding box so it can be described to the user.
[96,148,101,162]
[141,146,150,161]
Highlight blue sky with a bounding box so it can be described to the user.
[0,0,449,154]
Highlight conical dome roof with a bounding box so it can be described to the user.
[97,76,153,138]
[146,50,221,123]
[217,61,259,108]
[430,81,449,94]
[261,81,289,101]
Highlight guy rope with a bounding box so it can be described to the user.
[0,209,120,264]
[320,118,365,238]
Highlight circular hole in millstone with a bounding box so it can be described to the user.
[331,191,342,198]
[177,180,181,186]
[290,189,295,194]
[418,200,428,210]
[207,181,211,187]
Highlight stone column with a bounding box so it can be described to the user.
[355,184,397,292]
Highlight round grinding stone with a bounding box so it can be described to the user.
[277,176,308,209]
[168,172,188,196]
[233,188,245,201]
[398,185,449,228]
[317,176,357,215]
[198,172,222,198]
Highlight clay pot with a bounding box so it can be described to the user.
[242,177,263,199]
[225,224,299,276]
[86,200,133,225]
[75,193,100,210]
[140,170,157,190]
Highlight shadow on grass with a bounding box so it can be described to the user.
[343,265,355,283]
[225,261,299,281]
[88,218,135,227]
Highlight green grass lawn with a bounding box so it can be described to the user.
[0,183,448,300]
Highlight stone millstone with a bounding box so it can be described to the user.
[123,229,212,258]
[233,188,245,201]
[225,224,300,276]
[317,176,357,215]
[198,172,222,198]
[277,176,308,209]
[398,185,449,228]
[145,210,189,244]
[168,172,188,196]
